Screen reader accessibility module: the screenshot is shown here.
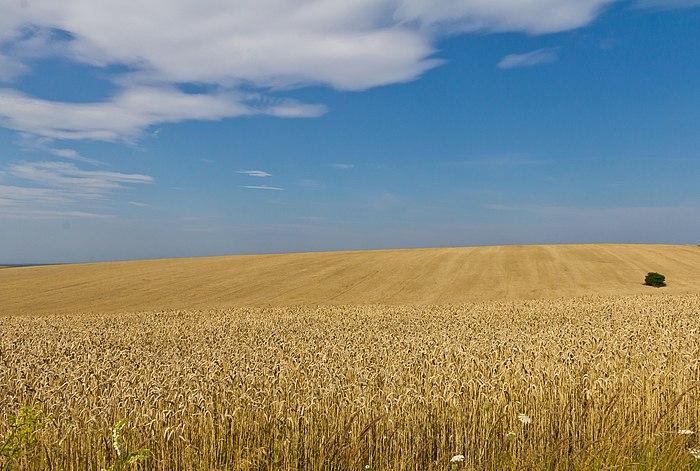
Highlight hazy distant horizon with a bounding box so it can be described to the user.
[4,241,700,266]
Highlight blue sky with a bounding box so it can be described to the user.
[1,0,699,263]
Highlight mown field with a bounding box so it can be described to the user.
[2,295,700,470]
[2,244,700,316]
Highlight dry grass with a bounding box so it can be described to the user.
[2,294,700,470]
[2,244,700,316]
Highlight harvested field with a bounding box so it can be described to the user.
[2,295,700,470]
[2,244,700,316]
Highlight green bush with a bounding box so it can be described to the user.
[644,272,666,287]
[0,406,44,471]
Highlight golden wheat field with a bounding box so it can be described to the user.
[2,296,700,470]
[2,245,700,470]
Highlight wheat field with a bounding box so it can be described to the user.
[2,245,700,470]
[2,296,700,469]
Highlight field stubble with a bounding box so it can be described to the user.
[3,244,700,316]
[2,295,700,470]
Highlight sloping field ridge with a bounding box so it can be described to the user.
[1,244,700,316]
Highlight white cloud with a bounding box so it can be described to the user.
[394,0,614,34]
[0,1,616,141]
[237,170,272,177]
[498,48,559,69]
[9,161,152,191]
[0,87,325,141]
[241,185,285,191]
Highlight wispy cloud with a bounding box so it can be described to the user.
[241,185,284,191]
[498,48,559,69]
[0,208,115,220]
[0,161,153,219]
[0,87,325,141]
[0,1,614,141]
[237,170,272,177]
[9,161,152,192]
[48,148,102,165]
[0,185,75,206]
[16,134,104,165]
[329,163,355,170]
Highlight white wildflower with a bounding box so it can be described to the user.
[505,431,516,438]
[678,429,694,435]
[450,454,465,463]
[518,413,531,425]
[365,465,370,469]
[689,449,700,459]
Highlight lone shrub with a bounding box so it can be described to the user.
[644,272,666,287]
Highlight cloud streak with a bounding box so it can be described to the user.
[0,208,115,220]
[48,148,102,165]
[0,160,153,219]
[9,161,153,191]
[237,170,272,177]
[498,48,559,69]
[241,185,285,191]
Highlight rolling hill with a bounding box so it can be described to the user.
[1,244,699,316]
